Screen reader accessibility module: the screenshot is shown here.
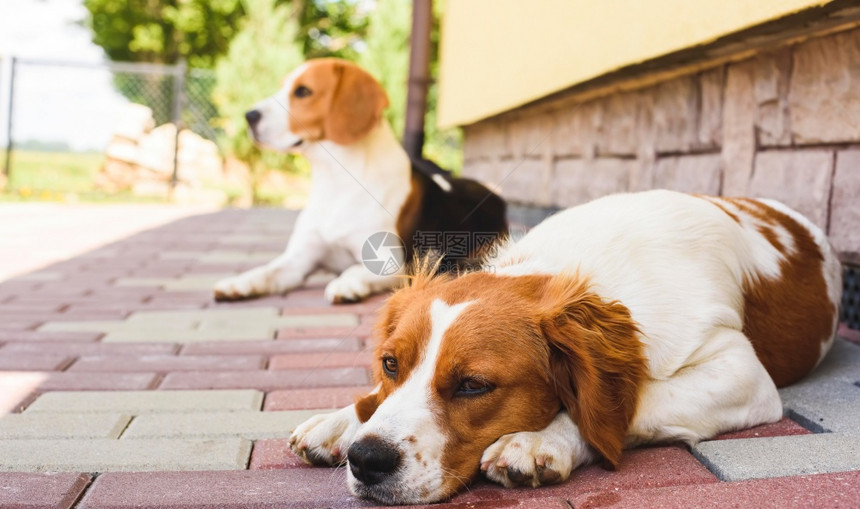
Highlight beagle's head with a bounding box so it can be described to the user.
[245,58,389,150]
[348,270,645,504]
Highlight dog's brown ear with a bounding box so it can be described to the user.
[539,274,646,468]
[355,391,381,422]
[325,61,389,145]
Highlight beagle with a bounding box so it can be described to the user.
[288,190,841,504]
[213,58,506,303]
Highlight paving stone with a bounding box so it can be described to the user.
[123,410,319,439]
[248,438,312,469]
[159,368,370,391]
[0,331,102,342]
[102,329,276,343]
[76,470,364,508]
[713,417,810,440]
[68,355,265,372]
[0,438,251,472]
[25,390,263,414]
[277,324,374,340]
[180,338,364,355]
[693,434,860,481]
[269,351,374,370]
[38,307,340,343]
[273,314,360,329]
[0,372,157,392]
[0,472,91,509]
[0,354,71,371]
[0,413,130,439]
[0,342,178,356]
[797,339,860,384]
[264,386,375,410]
[779,379,860,435]
[571,470,860,509]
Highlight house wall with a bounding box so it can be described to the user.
[461,25,860,263]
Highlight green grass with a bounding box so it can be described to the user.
[0,150,164,203]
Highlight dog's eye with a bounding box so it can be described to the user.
[382,356,398,378]
[293,85,312,98]
[456,377,494,397]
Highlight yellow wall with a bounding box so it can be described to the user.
[438,0,832,127]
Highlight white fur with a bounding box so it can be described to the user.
[347,299,473,504]
[213,65,412,303]
[492,190,837,447]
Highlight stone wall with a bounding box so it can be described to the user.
[462,25,860,263]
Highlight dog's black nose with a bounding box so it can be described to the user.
[245,109,262,127]
[348,435,401,486]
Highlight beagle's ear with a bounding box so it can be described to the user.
[325,61,389,145]
[355,390,381,423]
[539,274,646,469]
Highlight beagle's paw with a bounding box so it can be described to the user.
[480,430,576,488]
[213,266,271,301]
[289,405,362,466]
[324,271,373,304]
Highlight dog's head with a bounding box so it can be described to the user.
[245,58,389,150]
[348,270,645,504]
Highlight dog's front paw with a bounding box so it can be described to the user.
[324,273,372,304]
[480,431,575,488]
[213,266,271,301]
[289,406,361,466]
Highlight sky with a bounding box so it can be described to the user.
[0,0,128,150]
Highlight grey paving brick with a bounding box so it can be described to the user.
[779,379,860,434]
[693,434,860,481]
[0,438,251,472]
[122,410,319,439]
[0,413,131,439]
[272,314,359,329]
[102,329,275,343]
[24,390,263,414]
[799,339,860,384]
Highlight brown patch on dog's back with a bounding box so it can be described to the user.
[725,198,835,387]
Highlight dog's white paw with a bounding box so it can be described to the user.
[213,266,272,301]
[289,406,361,466]
[324,272,373,304]
[480,430,576,488]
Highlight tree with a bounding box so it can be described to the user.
[212,0,305,202]
[83,0,246,69]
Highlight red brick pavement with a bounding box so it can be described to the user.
[0,207,858,508]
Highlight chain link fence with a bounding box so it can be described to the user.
[0,56,220,191]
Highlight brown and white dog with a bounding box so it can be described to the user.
[213,58,506,303]
[288,190,842,504]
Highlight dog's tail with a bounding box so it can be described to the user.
[410,156,453,192]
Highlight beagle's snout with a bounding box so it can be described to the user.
[245,109,262,128]
[348,435,402,486]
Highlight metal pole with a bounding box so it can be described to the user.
[170,58,186,193]
[403,0,433,159]
[2,56,15,180]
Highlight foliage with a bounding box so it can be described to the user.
[212,0,306,202]
[83,0,246,69]
[297,0,369,60]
